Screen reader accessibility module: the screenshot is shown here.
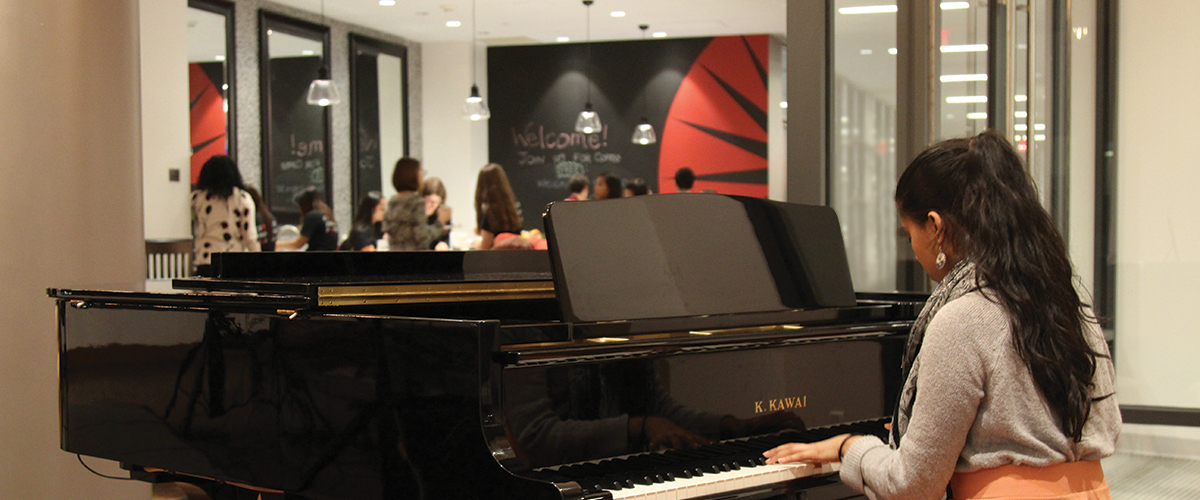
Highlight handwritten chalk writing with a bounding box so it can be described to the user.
[555,161,586,179]
[593,152,622,164]
[280,159,304,171]
[511,122,608,151]
[517,151,546,166]
[537,179,570,190]
[290,134,325,158]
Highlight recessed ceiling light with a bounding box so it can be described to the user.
[1015,111,1028,118]
[379,0,396,5]
[222,83,229,90]
[945,95,988,103]
[266,29,273,35]
[652,32,667,38]
[838,5,897,14]
[940,44,988,52]
[446,20,462,27]
[1014,94,1028,102]
[940,73,988,82]
[888,47,898,55]
[1015,124,1028,131]
[610,11,626,17]
[940,2,970,9]
[301,50,314,55]
[967,112,987,120]
[556,36,570,42]
[214,55,226,61]
[780,101,788,109]
[860,49,873,55]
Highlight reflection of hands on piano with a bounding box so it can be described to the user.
[719,410,807,439]
[762,433,853,465]
[634,415,712,451]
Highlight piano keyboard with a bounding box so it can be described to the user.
[528,418,888,500]
[609,462,840,499]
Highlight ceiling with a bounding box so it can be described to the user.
[268,0,788,45]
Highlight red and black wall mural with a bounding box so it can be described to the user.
[488,35,771,229]
[189,62,229,185]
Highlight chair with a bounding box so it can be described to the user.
[146,238,194,279]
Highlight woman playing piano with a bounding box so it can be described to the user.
[764,130,1120,499]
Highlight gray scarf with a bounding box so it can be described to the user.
[891,259,978,446]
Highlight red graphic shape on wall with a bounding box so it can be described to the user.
[659,35,769,197]
[189,63,228,184]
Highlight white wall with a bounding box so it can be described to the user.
[0,0,149,497]
[421,41,489,248]
[1114,0,1200,458]
[768,37,788,201]
[141,0,193,240]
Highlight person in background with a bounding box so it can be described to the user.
[763,130,1119,500]
[421,176,453,249]
[191,155,260,275]
[383,158,442,251]
[275,186,338,251]
[593,172,622,200]
[339,191,385,251]
[566,173,590,201]
[474,163,523,250]
[624,177,649,197]
[673,167,695,193]
[243,185,276,251]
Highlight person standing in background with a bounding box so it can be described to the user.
[593,172,622,200]
[383,158,442,250]
[474,163,523,250]
[275,187,338,251]
[566,173,590,201]
[673,167,695,193]
[421,176,453,249]
[339,191,385,251]
[191,155,259,275]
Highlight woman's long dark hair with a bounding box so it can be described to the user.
[895,129,1100,442]
[196,155,245,199]
[475,163,522,233]
[352,191,383,226]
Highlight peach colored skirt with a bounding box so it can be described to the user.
[950,460,1111,500]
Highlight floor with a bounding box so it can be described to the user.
[1103,453,1200,500]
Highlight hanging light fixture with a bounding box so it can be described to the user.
[631,24,657,145]
[574,0,602,134]
[462,0,490,120]
[306,0,341,106]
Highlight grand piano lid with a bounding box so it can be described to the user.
[162,249,556,307]
[543,194,858,324]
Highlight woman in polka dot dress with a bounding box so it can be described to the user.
[191,155,260,274]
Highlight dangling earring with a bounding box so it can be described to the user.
[935,246,947,270]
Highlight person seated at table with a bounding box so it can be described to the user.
[275,186,338,251]
[421,176,453,249]
[624,177,650,197]
[383,158,442,251]
[338,191,385,251]
[474,163,523,250]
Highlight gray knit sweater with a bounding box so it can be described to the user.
[840,291,1121,500]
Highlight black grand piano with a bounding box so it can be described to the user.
[51,194,922,500]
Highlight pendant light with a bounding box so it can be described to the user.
[630,24,657,145]
[462,0,490,120]
[574,0,602,134]
[306,0,341,106]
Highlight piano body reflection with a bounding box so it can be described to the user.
[51,194,923,500]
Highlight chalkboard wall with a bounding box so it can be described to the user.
[488,35,771,230]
